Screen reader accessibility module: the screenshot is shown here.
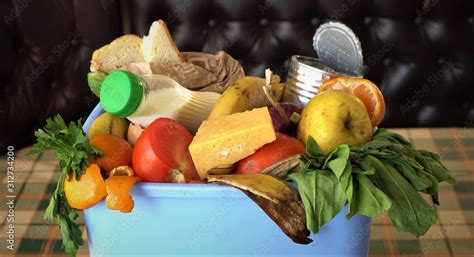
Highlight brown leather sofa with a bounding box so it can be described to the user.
[1,0,473,153]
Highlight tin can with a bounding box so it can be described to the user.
[282,55,361,106]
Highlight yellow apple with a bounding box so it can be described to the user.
[297,91,372,155]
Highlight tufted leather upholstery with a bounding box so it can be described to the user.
[1,0,473,152]
[0,0,122,151]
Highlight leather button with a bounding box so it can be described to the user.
[384,58,392,66]
[208,19,216,27]
[51,81,59,89]
[364,16,372,25]
[260,18,269,27]
[438,57,445,65]
[415,17,422,25]
[469,16,474,24]
[311,17,319,26]
[70,38,79,46]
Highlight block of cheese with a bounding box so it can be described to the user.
[189,107,276,179]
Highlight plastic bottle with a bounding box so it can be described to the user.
[100,70,221,133]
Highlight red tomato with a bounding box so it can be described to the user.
[235,133,305,174]
[132,118,200,183]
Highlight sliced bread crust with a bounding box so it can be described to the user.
[91,34,145,73]
[141,20,182,66]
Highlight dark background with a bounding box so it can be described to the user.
[1,0,473,153]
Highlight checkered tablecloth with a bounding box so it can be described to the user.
[1,128,473,257]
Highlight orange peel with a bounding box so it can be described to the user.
[64,164,106,210]
[105,176,139,213]
[319,77,386,127]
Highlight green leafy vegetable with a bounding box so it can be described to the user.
[300,136,326,170]
[288,129,455,237]
[28,115,102,256]
[305,136,322,157]
[416,150,455,184]
[366,156,438,236]
[322,145,353,217]
[390,159,434,192]
[348,174,391,218]
[288,169,346,234]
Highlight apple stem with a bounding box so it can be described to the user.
[263,69,290,127]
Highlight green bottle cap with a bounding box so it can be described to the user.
[100,70,144,117]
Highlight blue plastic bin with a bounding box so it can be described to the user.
[83,104,371,257]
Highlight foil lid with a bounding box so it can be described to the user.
[313,21,363,76]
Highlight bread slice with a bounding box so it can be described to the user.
[141,20,182,66]
[91,34,145,73]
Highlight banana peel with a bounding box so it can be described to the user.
[206,173,311,244]
[207,173,298,203]
[244,192,312,244]
[207,165,233,176]
[259,154,301,178]
[207,75,285,119]
[271,76,285,102]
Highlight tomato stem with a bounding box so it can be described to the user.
[170,169,185,183]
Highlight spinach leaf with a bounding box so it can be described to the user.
[293,130,453,237]
[366,156,438,236]
[348,174,392,218]
[391,159,434,192]
[323,145,354,218]
[306,136,324,157]
[288,169,347,234]
[416,150,455,184]
[372,128,412,147]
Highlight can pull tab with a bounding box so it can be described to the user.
[313,21,363,76]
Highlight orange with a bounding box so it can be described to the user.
[64,164,107,209]
[319,77,386,127]
[105,176,139,213]
[89,134,133,174]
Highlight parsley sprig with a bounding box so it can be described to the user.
[28,115,102,256]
